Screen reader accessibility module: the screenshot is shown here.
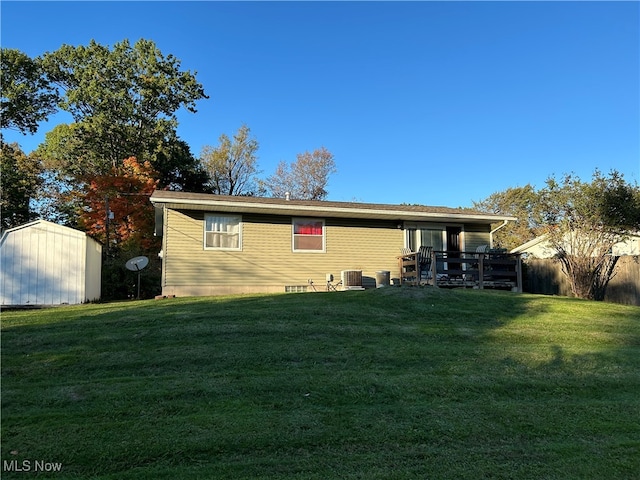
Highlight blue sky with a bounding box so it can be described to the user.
[2,1,639,208]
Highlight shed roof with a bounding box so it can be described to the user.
[0,219,94,244]
[150,190,515,224]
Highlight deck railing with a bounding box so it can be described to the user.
[398,250,523,292]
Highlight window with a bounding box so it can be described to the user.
[421,229,444,251]
[293,218,325,252]
[204,215,241,250]
[407,228,444,251]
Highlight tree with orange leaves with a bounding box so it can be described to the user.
[80,156,159,252]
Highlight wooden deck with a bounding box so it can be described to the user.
[398,249,523,292]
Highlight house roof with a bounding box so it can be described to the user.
[150,190,516,224]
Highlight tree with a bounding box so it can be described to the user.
[473,184,541,250]
[536,170,640,300]
[0,139,42,229]
[1,48,58,134]
[29,38,208,229]
[38,38,208,179]
[264,146,336,200]
[200,125,261,196]
[153,138,211,192]
[79,156,161,301]
[79,156,159,252]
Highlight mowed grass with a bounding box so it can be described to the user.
[1,288,639,479]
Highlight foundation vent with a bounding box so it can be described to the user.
[285,285,308,293]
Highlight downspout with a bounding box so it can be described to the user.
[490,220,509,248]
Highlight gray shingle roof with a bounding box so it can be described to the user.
[150,190,515,223]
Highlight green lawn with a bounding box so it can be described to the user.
[2,288,639,479]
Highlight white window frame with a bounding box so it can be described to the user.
[204,214,242,251]
[405,223,446,251]
[292,218,325,253]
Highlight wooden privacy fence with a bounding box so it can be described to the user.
[524,256,640,306]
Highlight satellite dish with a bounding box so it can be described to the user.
[125,256,149,272]
[125,256,149,300]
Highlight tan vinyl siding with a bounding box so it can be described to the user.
[162,209,404,295]
[463,224,491,251]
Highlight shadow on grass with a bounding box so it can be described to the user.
[2,288,639,479]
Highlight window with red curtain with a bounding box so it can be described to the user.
[293,218,324,251]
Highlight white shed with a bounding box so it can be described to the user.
[0,220,102,305]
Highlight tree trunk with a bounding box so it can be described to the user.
[559,254,619,301]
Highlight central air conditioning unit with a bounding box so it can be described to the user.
[341,270,364,290]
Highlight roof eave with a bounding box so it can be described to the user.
[150,196,515,224]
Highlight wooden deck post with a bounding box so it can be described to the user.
[397,251,419,286]
[478,253,484,290]
[516,254,523,293]
[431,250,438,287]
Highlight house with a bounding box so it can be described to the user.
[0,220,102,305]
[511,233,640,258]
[150,191,516,296]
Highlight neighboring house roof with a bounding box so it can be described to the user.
[511,233,640,258]
[510,234,550,255]
[149,191,515,224]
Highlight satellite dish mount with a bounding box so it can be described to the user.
[125,256,149,300]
